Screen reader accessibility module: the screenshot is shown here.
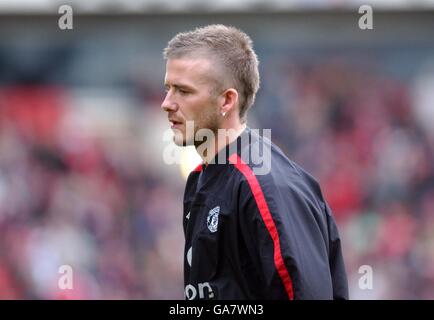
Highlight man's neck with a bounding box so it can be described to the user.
[198,123,247,165]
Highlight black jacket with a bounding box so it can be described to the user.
[183,127,348,300]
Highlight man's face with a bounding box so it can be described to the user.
[161,57,222,146]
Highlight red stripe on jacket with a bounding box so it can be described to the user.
[229,153,294,300]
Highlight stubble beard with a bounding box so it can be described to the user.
[173,101,222,148]
[192,109,221,150]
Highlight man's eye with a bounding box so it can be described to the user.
[179,89,189,95]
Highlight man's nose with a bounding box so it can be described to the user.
[161,92,178,112]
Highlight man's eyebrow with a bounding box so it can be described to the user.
[165,82,195,91]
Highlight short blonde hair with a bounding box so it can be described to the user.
[163,24,260,123]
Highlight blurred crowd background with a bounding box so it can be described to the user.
[0,1,434,299]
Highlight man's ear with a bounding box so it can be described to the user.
[220,88,238,116]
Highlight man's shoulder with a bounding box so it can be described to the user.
[235,128,302,179]
[235,129,324,203]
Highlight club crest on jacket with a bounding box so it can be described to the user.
[207,206,220,233]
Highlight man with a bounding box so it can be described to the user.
[161,24,348,300]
